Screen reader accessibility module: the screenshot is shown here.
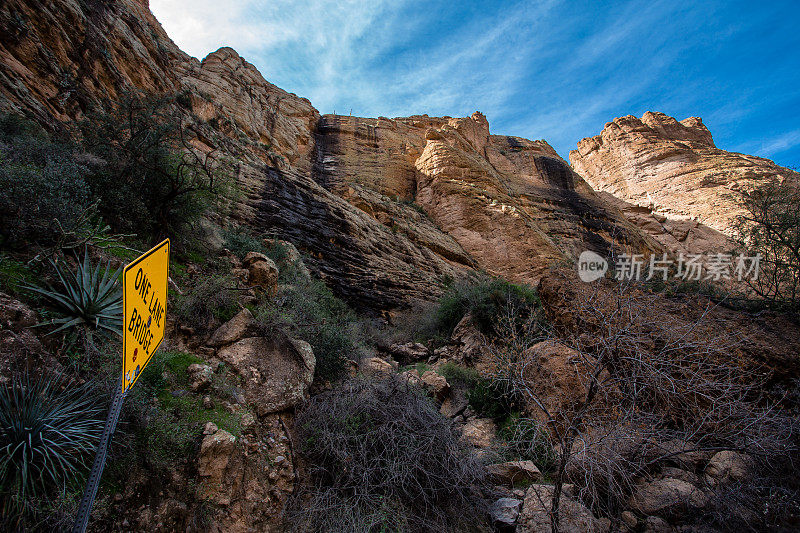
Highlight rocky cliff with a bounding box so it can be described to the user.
[570,111,799,254]
[0,0,658,310]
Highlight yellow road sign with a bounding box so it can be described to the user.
[122,239,169,391]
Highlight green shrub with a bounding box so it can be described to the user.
[25,250,123,338]
[111,349,242,479]
[498,414,556,473]
[254,277,365,381]
[436,361,480,388]
[466,378,517,422]
[290,376,486,532]
[0,374,104,527]
[0,255,36,296]
[436,363,517,422]
[222,227,300,281]
[0,114,94,249]
[222,227,291,262]
[433,277,541,337]
[731,180,800,314]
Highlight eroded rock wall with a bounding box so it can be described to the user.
[570,111,799,254]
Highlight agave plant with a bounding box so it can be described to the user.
[26,250,123,337]
[0,374,104,523]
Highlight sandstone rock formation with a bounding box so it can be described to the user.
[0,0,662,312]
[570,111,800,254]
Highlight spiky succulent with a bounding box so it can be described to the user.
[26,250,123,336]
[0,374,104,522]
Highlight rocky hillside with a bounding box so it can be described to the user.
[570,111,799,254]
[0,0,658,311]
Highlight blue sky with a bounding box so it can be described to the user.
[151,0,800,166]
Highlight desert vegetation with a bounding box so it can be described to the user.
[1,56,799,533]
[731,179,800,315]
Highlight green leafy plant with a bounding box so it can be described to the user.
[0,374,104,525]
[0,113,95,250]
[80,92,234,242]
[466,378,517,422]
[26,250,122,337]
[433,277,541,337]
[436,362,480,388]
[173,272,240,333]
[731,179,800,313]
[254,278,366,381]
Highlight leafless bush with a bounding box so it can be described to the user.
[707,452,800,530]
[287,376,488,532]
[488,276,798,532]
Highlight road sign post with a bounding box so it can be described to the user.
[72,239,170,533]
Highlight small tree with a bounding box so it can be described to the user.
[80,92,232,242]
[731,178,800,314]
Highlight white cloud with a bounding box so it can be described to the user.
[150,0,299,59]
[150,0,798,163]
[746,129,800,158]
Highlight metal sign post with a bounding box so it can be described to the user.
[71,378,126,533]
[71,239,170,532]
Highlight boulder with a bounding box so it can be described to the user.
[420,370,450,401]
[217,335,315,416]
[461,418,496,448]
[198,429,236,503]
[517,484,609,533]
[242,251,270,266]
[363,356,395,375]
[704,450,751,486]
[643,516,673,533]
[630,477,708,517]
[451,314,488,367]
[620,510,638,531]
[400,369,422,385]
[487,460,542,486]
[387,342,429,363]
[520,340,616,429]
[659,467,700,486]
[208,308,255,347]
[439,388,469,418]
[490,497,522,529]
[187,363,213,391]
[653,439,714,470]
[247,257,279,293]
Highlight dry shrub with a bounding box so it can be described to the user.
[287,376,488,532]
[490,272,799,530]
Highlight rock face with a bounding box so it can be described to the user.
[0,0,660,312]
[317,112,657,288]
[570,111,800,254]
